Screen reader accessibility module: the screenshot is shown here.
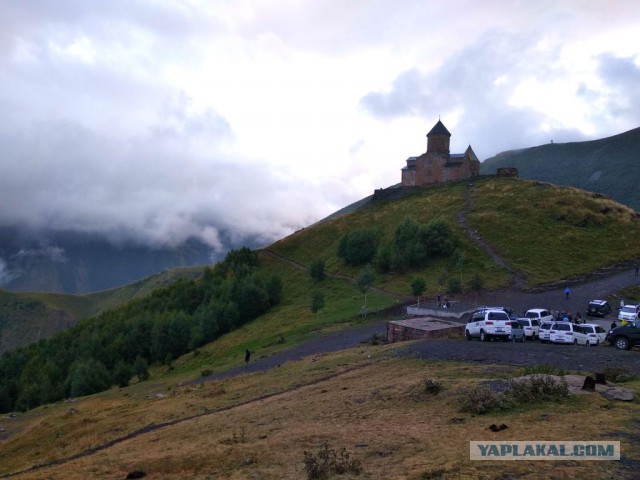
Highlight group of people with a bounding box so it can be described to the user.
[553,310,582,324]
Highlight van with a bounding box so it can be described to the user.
[550,322,584,344]
[525,308,553,323]
[618,304,640,324]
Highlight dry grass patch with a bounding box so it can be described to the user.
[3,351,640,479]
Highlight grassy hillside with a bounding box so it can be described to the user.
[271,180,512,295]
[480,126,640,211]
[466,178,640,284]
[2,345,639,479]
[270,177,640,291]
[0,266,205,354]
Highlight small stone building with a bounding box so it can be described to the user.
[401,120,480,186]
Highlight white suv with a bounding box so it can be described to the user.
[579,324,607,346]
[525,308,553,323]
[618,304,640,324]
[539,321,554,343]
[517,318,540,340]
[550,322,584,344]
[465,309,514,341]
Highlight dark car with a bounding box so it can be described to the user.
[586,300,612,317]
[606,322,640,350]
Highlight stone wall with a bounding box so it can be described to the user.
[496,167,519,177]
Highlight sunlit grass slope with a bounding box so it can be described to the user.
[467,177,640,284]
[270,180,512,295]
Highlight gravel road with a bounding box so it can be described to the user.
[199,267,640,383]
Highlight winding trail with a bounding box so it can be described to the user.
[455,182,527,289]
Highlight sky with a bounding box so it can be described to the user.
[1,0,639,254]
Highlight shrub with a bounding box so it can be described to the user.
[458,384,512,414]
[337,229,379,266]
[411,277,427,296]
[424,379,443,395]
[303,442,362,479]
[601,366,636,383]
[447,277,462,295]
[505,375,569,403]
[201,369,213,377]
[469,272,484,292]
[310,259,326,282]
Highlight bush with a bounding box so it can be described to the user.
[469,272,484,292]
[601,366,636,383]
[303,442,362,479]
[505,375,569,403]
[310,259,326,282]
[337,229,379,266]
[458,384,512,414]
[447,277,462,295]
[411,277,427,297]
[424,379,443,395]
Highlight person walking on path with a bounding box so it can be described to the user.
[245,349,251,367]
[564,286,570,300]
[635,265,639,277]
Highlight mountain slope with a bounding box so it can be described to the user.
[0,266,205,354]
[480,127,640,211]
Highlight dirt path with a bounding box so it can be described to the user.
[455,182,527,289]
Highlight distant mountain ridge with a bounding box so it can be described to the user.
[0,227,233,294]
[480,126,640,211]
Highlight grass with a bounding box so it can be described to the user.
[2,346,639,479]
[466,177,640,285]
[270,181,513,296]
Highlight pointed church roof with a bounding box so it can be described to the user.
[427,120,451,137]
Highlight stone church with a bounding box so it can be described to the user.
[401,120,480,186]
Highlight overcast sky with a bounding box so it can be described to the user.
[1,0,639,252]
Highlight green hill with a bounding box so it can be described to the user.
[0,266,205,354]
[480,126,640,211]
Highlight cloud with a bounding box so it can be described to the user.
[359,28,640,159]
[0,258,19,286]
[15,246,67,263]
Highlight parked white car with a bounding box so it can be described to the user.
[465,309,514,341]
[517,318,540,340]
[525,308,554,324]
[618,304,640,324]
[579,323,607,345]
[539,321,554,343]
[550,322,585,344]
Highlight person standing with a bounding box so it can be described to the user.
[564,286,570,300]
[245,349,251,366]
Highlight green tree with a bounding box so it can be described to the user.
[422,218,458,257]
[66,358,111,398]
[134,356,150,382]
[311,289,325,314]
[357,265,375,315]
[469,272,485,292]
[112,360,134,388]
[337,229,379,266]
[411,277,427,297]
[447,277,462,295]
[310,259,326,282]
